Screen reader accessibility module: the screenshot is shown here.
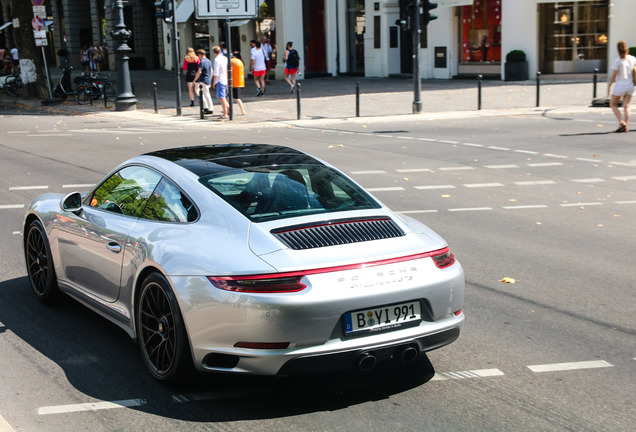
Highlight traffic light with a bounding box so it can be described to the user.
[396,0,414,30]
[424,1,438,26]
[154,0,172,23]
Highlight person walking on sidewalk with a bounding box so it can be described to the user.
[284,41,300,93]
[183,47,200,107]
[261,36,273,85]
[212,45,229,119]
[250,40,267,96]
[193,49,213,115]
[608,40,635,133]
[231,51,247,115]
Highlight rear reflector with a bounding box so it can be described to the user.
[234,342,290,349]
[454,308,463,317]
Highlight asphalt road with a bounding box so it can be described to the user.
[0,106,634,431]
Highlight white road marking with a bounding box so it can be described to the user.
[527,360,613,373]
[612,175,636,181]
[431,368,505,381]
[515,149,539,155]
[439,166,474,171]
[396,168,433,173]
[173,389,269,403]
[351,170,387,175]
[610,162,636,167]
[461,143,484,148]
[9,186,48,190]
[487,146,511,151]
[576,158,603,163]
[560,202,603,207]
[484,164,519,169]
[414,185,456,190]
[7,131,28,134]
[448,207,492,212]
[0,415,15,432]
[439,140,460,144]
[616,200,636,204]
[396,136,415,139]
[38,398,147,415]
[416,138,437,142]
[27,134,73,137]
[527,162,563,167]
[463,183,505,188]
[544,154,568,159]
[0,205,25,209]
[367,187,405,192]
[514,180,556,186]
[503,205,549,210]
[397,209,439,214]
[63,184,94,189]
[12,231,21,235]
[570,178,605,183]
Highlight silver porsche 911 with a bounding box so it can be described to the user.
[23,144,464,382]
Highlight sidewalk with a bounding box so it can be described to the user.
[1,68,617,127]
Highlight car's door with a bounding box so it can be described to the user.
[57,165,162,302]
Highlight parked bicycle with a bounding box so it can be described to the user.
[74,73,117,105]
[5,71,23,98]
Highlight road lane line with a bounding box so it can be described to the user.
[0,205,25,209]
[439,140,460,144]
[27,134,73,137]
[463,183,505,188]
[610,162,636,167]
[396,168,433,173]
[570,178,605,183]
[38,398,147,415]
[527,162,563,167]
[527,360,613,373]
[431,368,504,381]
[514,180,556,186]
[484,164,519,169]
[367,187,405,192]
[416,138,437,142]
[397,210,439,214]
[439,167,474,171]
[487,146,511,151]
[63,184,94,188]
[9,186,48,190]
[544,154,568,159]
[560,202,603,207]
[612,175,636,181]
[503,205,549,210]
[461,143,484,147]
[576,158,603,163]
[414,185,456,190]
[514,149,539,154]
[0,415,15,432]
[173,389,270,403]
[351,170,387,175]
[448,207,492,212]
[616,200,636,204]
[12,231,21,235]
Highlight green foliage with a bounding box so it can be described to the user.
[506,50,527,63]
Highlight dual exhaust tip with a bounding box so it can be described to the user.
[357,344,419,372]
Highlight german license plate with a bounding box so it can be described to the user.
[344,301,421,335]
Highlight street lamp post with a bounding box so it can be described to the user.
[111,0,137,111]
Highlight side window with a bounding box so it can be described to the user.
[89,166,162,217]
[142,178,198,223]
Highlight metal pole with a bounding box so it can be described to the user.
[412,0,422,113]
[477,74,482,110]
[199,84,204,119]
[41,46,53,99]
[172,0,181,116]
[111,0,137,111]
[226,18,233,120]
[593,68,598,99]
[153,82,158,113]
[356,81,360,117]
[296,82,301,120]
[536,71,541,107]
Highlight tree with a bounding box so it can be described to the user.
[5,0,48,98]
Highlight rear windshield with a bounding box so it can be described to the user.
[199,165,381,222]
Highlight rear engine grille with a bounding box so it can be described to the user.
[272,217,405,250]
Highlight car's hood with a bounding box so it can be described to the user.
[248,209,447,272]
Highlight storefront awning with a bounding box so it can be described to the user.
[176,0,194,23]
[437,0,474,7]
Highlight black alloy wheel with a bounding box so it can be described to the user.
[25,220,59,302]
[137,273,192,382]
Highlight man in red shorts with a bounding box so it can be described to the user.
[250,40,267,96]
[284,41,300,93]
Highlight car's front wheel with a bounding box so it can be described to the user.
[136,273,192,383]
[24,219,59,302]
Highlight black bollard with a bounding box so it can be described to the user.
[536,71,541,107]
[199,84,204,119]
[296,82,301,120]
[593,68,598,99]
[104,82,108,108]
[477,74,483,110]
[356,81,360,117]
[153,82,158,113]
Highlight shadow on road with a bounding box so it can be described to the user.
[0,276,435,422]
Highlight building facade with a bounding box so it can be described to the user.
[42,0,636,80]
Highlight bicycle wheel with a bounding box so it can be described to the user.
[5,76,23,98]
[73,83,100,105]
[103,81,117,102]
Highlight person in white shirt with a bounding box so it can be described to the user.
[250,40,267,96]
[261,36,273,85]
[607,40,635,133]
[212,45,229,119]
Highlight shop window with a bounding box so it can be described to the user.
[460,1,501,63]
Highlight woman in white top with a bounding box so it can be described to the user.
[608,40,635,133]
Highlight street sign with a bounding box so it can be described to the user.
[32,16,45,31]
[33,30,46,38]
[195,0,259,19]
[31,0,44,5]
[32,5,46,14]
[35,38,48,47]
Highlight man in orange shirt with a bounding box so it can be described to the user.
[231,51,246,115]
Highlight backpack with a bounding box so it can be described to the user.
[287,49,300,68]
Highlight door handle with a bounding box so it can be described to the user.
[107,242,122,253]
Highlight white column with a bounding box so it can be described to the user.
[274,0,305,80]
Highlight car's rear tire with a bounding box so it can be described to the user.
[24,220,59,303]
[136,273,193,383]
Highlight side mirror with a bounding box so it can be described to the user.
[60,191,83,213]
